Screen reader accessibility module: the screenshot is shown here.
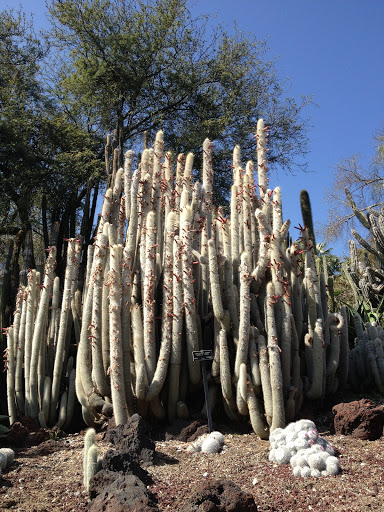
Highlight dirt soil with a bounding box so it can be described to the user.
[0,416,383,512]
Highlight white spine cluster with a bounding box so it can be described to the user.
[186,431,225,454]
[269,419,340,477]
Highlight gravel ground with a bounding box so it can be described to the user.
[0,424,383,511]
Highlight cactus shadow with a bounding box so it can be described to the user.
[153,450,179,466]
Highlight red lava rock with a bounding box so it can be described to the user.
[332,399,384,440]
[6,422,29,447]
[172,420,205,442]
[173,479,258,511]
[18,416,39,431]
[88,474,158,512]
[106,414,155,467]
[102,450,152,484]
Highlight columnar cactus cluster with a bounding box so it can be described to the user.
[269,419,340,477]
[6,119,350,435]
[5,243,79,427]
[343,188,384,308]
[348,315,384,394]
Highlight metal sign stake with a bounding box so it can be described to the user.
[192,349,214,433]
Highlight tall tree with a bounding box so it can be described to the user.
[48,0,310,198]
[323,124,384,244]
[0,9,104,327]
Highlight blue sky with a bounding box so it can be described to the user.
[3,0,384,256]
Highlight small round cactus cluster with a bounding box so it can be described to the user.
[186,431,225,454]
[269,419,340,477]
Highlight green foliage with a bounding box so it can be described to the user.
[316,242,342,276]
[48,0,310,203]
[0,8,103,236]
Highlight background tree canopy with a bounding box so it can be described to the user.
[47,0,310,196]
[323,125,384,245]
[1,0,311,329]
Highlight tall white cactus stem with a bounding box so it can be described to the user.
[280,302,292,397]
[266,282,285,431]
[256,118,268,201]
[242,174,253,270]
[97,188,112,236]
[101,245,110,375]
[338,305,349,391]
[76,276,97,414]
[24,270,38,416]
[50,238,81,425]
[199,220,209,319]
[125,169,140,252]
[180,153,194,210]
[109,244,128,425]
[245,160,259,266]
[163,151,174,230]
[152,131,164,266]
[124,150,135,220]
[304,267,318,380]
[258,333,272,425]
[202,138,213,240]
[289,243,303,342]
[230,185,240,286]
[306,319,325,400]
[83,428,96,489]
[235,167,244,257]
[219,328,233,404]
[208,239,224,323]
[145,212,176,401]
[270,223,291,345]
[29,247,56,420]
[83,245,94,304]
[139,172,152,299]
[12,287,23,362]
[143,211,157,383]
[6,327,17,424]
[15,287,27,414]
[234,254,251,379]
[252,209,270,290]
[90,234,109,397]
[174,153,185,212]
[116,195,126,245]
[182,205,200,385]
[223,258,239,345]
[109,168,124,242]
[249,326,261,394]
[237,362,248,415]
[131,303,146,400]
[247,382,269,440]
[233,144,242,174]
[168,236,183,422]
[325,313,343,393]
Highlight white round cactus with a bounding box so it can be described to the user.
[201,438,221,454]
[0,448,15,472]
[268,419,340,477]
[187,431,225,454]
